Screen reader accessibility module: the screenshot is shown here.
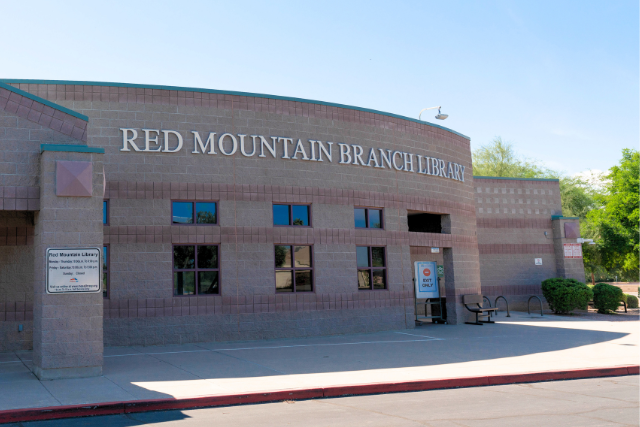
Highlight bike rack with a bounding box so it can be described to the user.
[494,296,510,317]
[528,295,543,316]
[483,296,492,308]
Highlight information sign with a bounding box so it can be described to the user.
[535,258,542,265]
[563,243,583,259]
[46,247,101,294]
[437,265,444,277]
[414,261,439,298]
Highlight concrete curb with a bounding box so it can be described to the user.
[0,365,637,424]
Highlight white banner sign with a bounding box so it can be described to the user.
[46,248,101,294]
[414,261,439,298]
[563,243,583,259]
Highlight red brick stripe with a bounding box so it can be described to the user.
[0,87,87,142]
[476,217,551,229]
[0,227,34,246]
[103,225,477,248]
[103,182,477,218]
[478,244,554,255]
[0,186,40,211]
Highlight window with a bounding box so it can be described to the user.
[273,204,310,226]
[172,201,217,225]
[103,200,109,225]
[356,246,386,290]
[407,213,441,233]
[173,245,220,295]
[103,244,109,298]
[354,208,383,229]
[274,245,313,292]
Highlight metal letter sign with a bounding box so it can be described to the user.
[414,261,439,298]
[46,247,102,294]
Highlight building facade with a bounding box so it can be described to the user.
[0,80,584,379]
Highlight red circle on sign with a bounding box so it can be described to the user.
[423,268,431,277]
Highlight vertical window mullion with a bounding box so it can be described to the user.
[194,245,198,295]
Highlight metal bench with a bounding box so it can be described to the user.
[463,294,499,325]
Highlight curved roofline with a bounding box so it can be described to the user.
[473,176,560,182]
[0,79,470,141]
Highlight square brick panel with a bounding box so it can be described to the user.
[56,161,92,197]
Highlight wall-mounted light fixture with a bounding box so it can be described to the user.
[419,106,448,121]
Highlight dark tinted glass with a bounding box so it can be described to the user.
[354,208,367,228]
[356,246,370,267]
[103,272,108,298]
[357,270,371,289]
[173,246,195,269]
[273,204,290,225]
[195,202,217,224]
[276,271,293,292]
[371,247,385,267]
[368,209,382,228]
[103,246,108,270]
[174,271,195,295]
[291,205,309,226]
[197,245,218,269]
[172,202,193,224]
[294,246,311,267]
[275,245,292,268]
[372,269,386,289]
[295,270,313,292]
[198,271,219,294]
[103,201,108,224]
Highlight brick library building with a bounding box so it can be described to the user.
[0,80,585,379]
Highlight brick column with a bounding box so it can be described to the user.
[443,246,481,325]
[551,216,586,282]
[32,146,104,380]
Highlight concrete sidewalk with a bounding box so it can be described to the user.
[0,312,637,415]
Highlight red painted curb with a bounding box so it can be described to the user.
[0,366,636,424]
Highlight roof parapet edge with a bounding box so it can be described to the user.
[0,79,469,141]
[0,81,88,122]
[41,144,104,154]
[473,175,560,182]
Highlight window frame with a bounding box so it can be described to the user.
[171,200,219,226]
[273,244,315,293]
[103,200,109,225]
[172,244,221,296]
[272,203,312,227]
[354,207,384,230]
[103,244,110,299]
[356,245,387,291]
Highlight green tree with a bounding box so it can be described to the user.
[587,149,639,281]
[472,137,557,178]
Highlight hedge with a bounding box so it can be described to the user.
[541,278,593,314]
[593,283,624,314]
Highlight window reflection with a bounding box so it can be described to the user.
[292,205,309,226]
[273,204,290,225]
[354,208,366,228]
[275,245,313,292]
[172,202,193,224]
[368,209,382,229]
[195,202,217,224]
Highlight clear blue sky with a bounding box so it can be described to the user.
[1,0,637,175]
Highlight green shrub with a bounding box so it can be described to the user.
[541,278,593,314]
[593,283,624,314]
[627,295,639,309]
